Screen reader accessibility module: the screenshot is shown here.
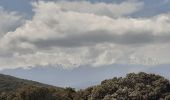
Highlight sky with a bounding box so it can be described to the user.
[0,0,170,88]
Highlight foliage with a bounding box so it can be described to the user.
[76,72,170,100]
[0,86,78,100]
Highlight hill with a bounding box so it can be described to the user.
[0,74,63,92]
[0,74,77,100]
[0,72,170,100]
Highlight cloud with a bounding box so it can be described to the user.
[30,30,170,48]
[0,1,170,69]
[52,0,143,17]
[0,7,25,37]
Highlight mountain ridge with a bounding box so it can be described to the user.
[3,64,170,89]
[0,73,62,93]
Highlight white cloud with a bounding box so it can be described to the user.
[0,7,24,37]
[0,1,170,69]
[52,0,143,17]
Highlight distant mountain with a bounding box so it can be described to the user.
[0,65,130,89]
[0,72,170,100]
[1,64,170,89]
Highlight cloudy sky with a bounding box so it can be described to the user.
[0,0,170,88]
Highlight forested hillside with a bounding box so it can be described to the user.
[0,72,170,100]
[0,74,62,92]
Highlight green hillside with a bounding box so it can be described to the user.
[0,72,170,100]
[0,74,63,92]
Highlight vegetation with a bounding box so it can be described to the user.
[0,74,61,93]
[0,86,77,100]
[0,72,170,100]
[77,72,170,100]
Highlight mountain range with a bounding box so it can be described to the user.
[1,64,170,89]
